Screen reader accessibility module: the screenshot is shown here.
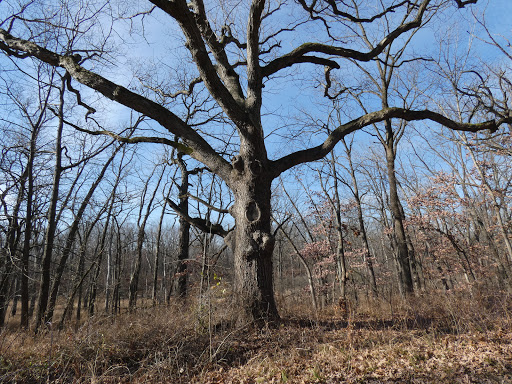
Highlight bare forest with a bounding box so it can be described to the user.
[0,0,512,382]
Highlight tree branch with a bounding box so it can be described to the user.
[180,193,230,214]
[0,28,232,182]
[137,76,203,99]
[148,0,248,128]
[270,107,510,178]
[297,0,412,24]
[246,0,266,110]
[262,0,430,78]
[64,119,194,154]
[454,0,478,8]
[166,197,230,237]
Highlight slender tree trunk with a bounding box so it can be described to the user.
[129,165,165,309]
[335,229,347,299]
[128,229,145,310]
[464,141,512,266]
[197,232,211,311]
[10,277,20,317]
[439,220,476,282]
[317,155,348,300]
[280,227,318,312]
[89,198,115,317]
[176,154,191,298]
[342,139,378,295]
[104,237,112,313]
[58,209,104,329]
[0,256,13,327]
[424,238,450,292]
[58,249,95,329]
[112,226,123,315]
[398,200,421,291]
[45,145,120,323]
[384,130,414,296]
[406,232,421,291]
[329,154,348,299]
[20,123,39,328]
[74,248,87,327]
[0,169,27,327]
[34,76,65,332]
[475,216,507,277]
[166,260,177,304]
[152,189,170,305]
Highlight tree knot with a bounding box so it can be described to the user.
[248,160,262,175]
[246,201,261,222]
[231,156,244,173]
[252,230,275,254]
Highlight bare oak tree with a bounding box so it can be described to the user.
[1,0,510,324]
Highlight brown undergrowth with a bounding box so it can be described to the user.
[1,289,511,383]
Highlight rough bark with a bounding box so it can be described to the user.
[0,249,14,328]
[228,154,279,324]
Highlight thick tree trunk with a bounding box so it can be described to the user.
[228,157,278,325]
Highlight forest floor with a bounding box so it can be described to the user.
[1,290,512,383]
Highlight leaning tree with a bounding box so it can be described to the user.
[0,0,508,324]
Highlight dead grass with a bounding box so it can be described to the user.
[0,289,511,383]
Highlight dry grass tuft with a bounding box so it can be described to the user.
[0,289,511,383]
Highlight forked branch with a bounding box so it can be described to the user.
[263,0,429,77]
[270,107,511,178]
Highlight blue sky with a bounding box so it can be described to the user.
[1,0,511,224]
